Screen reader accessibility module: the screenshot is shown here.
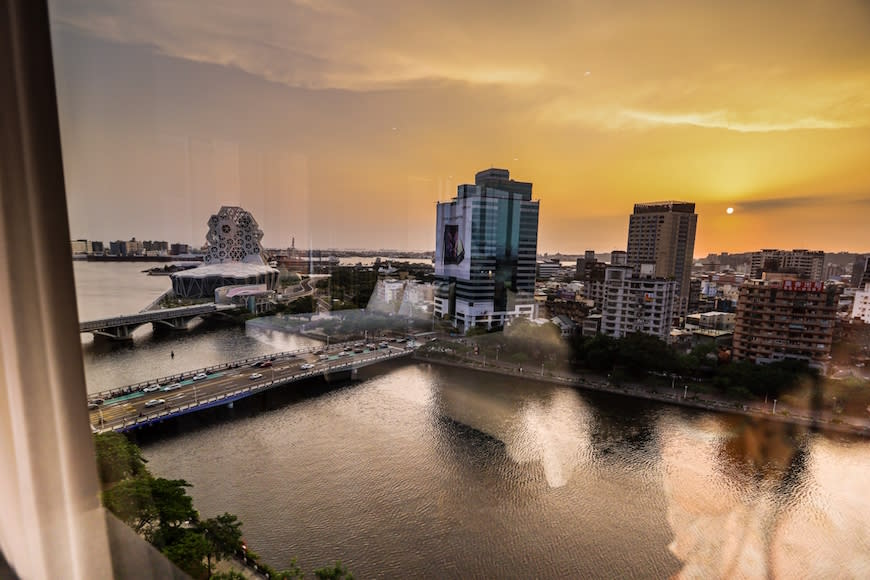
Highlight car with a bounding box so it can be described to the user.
[300,363,314,370]
[249,373,263,380]
[260,361,273,368]
[192,373,208,380]
[87,402,99,410]
[162,382,182,392]
[319,354,329,360]
[142,385,161,393]
[144,398,166,408]
[90,398,104,406]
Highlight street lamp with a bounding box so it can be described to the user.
[192,382,198,405]
[773,399,778,414]
[683,385,688,399]
[541,361,545,376]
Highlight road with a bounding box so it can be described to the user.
[89,339,416,432]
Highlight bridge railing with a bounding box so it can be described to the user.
[89,339,381,400]
[97,349,414,433]
[79,304,225,331]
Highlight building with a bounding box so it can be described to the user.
[171,206,279,298]
[853,256,870,288]
[536,258,562,280]
[626,201,697,316]
[749,249,824,280]
[852,283,870,324]
[70,239,88,255]
[610,250,627,266]
[434,168,539,331]
[90,240,103,254]
[732,276,838,371]
[170,243,189,255]
[598,264,676,342]
[109,240,127,256]
[142,240,169,254]
[575,250,597,280]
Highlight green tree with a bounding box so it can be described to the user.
[101,474,158,534]
[162,529,210,579]
[313,561,354,580]
[94,432,147,487]
[200,513,244,574]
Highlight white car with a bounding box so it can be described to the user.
[144,398,166,408]
[300,363,314,370]
[192,373,208,380]
[162,382,182,392]
[142,385,161,393]
[249,373,263,380]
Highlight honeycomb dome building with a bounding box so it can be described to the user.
[171,206,279,298]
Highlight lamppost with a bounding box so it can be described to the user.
[683,385,688,399]
[773,398,778,414]
[192,382,198,405]
[541,361,545,376]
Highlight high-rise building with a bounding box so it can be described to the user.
[852,283,870,324]
[626,201,697,316]
[732,275,838,371]
[749,249,825,280]
[598,264,676,342]
[434,168,539,332]
[853,256,870,288]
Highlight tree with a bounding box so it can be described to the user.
[200,513,244,574]
[102,474,158,534]
[94,432,147,487]
[162,529,210,579]
[314,561,354,580]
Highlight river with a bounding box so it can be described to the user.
[74,262,870,578]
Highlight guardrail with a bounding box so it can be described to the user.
[79,304,224,331]
[89,339,382,401]
[96,348,414,433]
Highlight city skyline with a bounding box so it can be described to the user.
[50,0,870,254]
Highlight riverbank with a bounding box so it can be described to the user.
[414,351,870,438]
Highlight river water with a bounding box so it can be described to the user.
[74,262,870,578]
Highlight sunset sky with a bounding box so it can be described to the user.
[49,0,870,256]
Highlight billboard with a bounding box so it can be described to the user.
[781,280,824,292]
[443,224,465,265]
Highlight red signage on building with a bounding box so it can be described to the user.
[782,280,824,292]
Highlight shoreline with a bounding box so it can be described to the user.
[414,352,870,438]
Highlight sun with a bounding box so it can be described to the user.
[726,207,734,214]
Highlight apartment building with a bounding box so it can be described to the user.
[732,276,838,370]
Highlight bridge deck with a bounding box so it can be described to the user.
[79,303,239,332]
[89,340,417,433]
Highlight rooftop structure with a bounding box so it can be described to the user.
[172,206,278,298]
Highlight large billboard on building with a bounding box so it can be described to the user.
[782,280,824,292]
[443,224,465,265]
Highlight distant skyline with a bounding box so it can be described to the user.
[49,0,870,255]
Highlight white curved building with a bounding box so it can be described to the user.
[171,206,279,298]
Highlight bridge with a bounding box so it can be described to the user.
[79,303,243,341]
[88,339,418,433]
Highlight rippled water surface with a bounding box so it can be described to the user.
[76,263,870,578]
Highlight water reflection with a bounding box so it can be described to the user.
[662,413,870,578]
[137,361,869,578]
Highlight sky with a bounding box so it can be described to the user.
[49,0,870,256]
